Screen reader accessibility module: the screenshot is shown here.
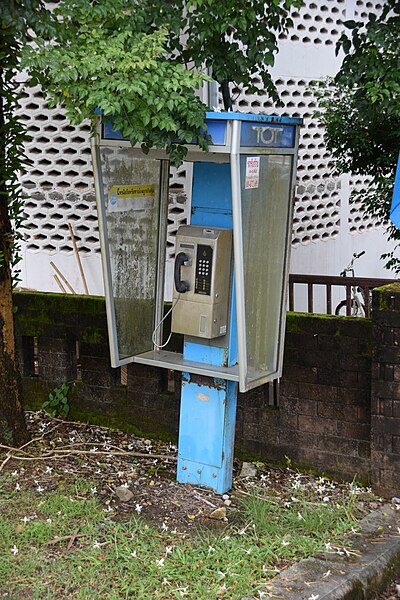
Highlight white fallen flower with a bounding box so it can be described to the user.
[135,504,142,514]
[156,557,165,568]
[178,587,188,597]
[11,546,18,555]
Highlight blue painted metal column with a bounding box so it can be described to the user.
[177,376,237,493]
[177,162,238,494]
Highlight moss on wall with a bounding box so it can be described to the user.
[286,310,372,336]
[13,291,107,341]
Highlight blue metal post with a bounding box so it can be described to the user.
[177,162,238,493]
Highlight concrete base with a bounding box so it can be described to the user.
[242,505,400,599]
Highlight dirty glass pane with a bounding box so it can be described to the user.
[100,147,161,360]
[240,154,293,387]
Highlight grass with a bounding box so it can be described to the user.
[0,470,367,599]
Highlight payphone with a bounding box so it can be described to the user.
[172,226,232,339]
[92,111,302,493]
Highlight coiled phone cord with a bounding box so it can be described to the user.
[151,296,180,350]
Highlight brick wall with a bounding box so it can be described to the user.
[236,313,372,482]
[371,284,400,497]
[13,287,400,496]
[14,292,180,437]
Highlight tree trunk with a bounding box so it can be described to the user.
[0,276,28,447]
[0,70,29,447]
[221,79,232,111]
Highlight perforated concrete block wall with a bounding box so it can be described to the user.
[15,0,385,292]
[16,86,191,261]
[229,0,384,247]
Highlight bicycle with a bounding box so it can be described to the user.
[334,251,367,317]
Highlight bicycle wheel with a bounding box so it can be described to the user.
[335,300,365,317]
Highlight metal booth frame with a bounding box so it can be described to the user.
[91,112,302,393]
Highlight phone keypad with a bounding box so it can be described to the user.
[195,245,213,295]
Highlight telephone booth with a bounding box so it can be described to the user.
[92,112,302,493]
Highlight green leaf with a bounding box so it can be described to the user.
[343,20,357,29]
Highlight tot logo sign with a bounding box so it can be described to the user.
[251,126,284,146]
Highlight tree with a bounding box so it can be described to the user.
[317,0,400,271]
[0,1,54,445]
[0,0,301,445]
[23,0,303,164]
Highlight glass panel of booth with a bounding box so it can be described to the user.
[97,146,164,364]
[240,153,293,389]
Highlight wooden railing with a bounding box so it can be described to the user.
[288,274,397,317]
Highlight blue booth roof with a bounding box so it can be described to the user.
[99,110,302,150]
[205,111,302,125]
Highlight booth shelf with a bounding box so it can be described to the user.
[134,350,239,382]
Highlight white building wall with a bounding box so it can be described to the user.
[16,0,393,298]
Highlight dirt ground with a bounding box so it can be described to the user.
[0,411,386,536]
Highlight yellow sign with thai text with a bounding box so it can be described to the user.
[110,185,155,199]
[107,184,155,213]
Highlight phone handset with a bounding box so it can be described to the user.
[174,252,190,293]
